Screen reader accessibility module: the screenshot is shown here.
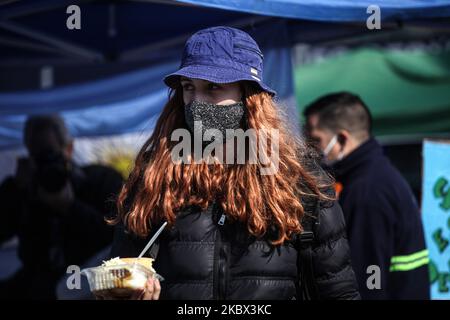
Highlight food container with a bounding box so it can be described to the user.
[81,259,163,297]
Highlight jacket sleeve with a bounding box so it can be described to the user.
[311,201,361,300]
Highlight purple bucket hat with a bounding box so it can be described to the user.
[164,26,276,96]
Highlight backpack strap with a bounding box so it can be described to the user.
[297,198,321,300]
[148,241,160,260]
[146,223,164,259]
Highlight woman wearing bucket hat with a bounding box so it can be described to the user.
[108,26,360,300]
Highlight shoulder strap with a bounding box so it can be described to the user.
[148,241,160,259]
[297,198,321,300]
[146,223,164,259]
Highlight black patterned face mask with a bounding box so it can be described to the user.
[184,100,245,142]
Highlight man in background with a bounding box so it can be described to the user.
[0,114,123,299]
[303,92,429,300]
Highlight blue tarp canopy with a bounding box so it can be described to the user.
[176,0,450,21]
[2,1,449,62]
[1,0,449,150]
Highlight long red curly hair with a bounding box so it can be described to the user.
[111,82,334,245]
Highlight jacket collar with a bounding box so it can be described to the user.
[332,137,382,181]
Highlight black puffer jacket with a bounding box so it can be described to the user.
[111,197,360,300]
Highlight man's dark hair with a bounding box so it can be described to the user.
[24,114,71,148]
[303,92,373,141]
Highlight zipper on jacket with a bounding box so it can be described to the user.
[218,214,226,226]
[213,227,220,300]
[213,203,228,300]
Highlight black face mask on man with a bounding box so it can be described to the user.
[184,100,245,143]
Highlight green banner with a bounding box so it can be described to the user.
[294,48,450,137]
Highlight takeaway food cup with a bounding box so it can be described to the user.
[81,258,163,298]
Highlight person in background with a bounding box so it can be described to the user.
[303,92,430,300]
[0,114,123,299]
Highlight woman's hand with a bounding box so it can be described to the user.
[132,277,161,300]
